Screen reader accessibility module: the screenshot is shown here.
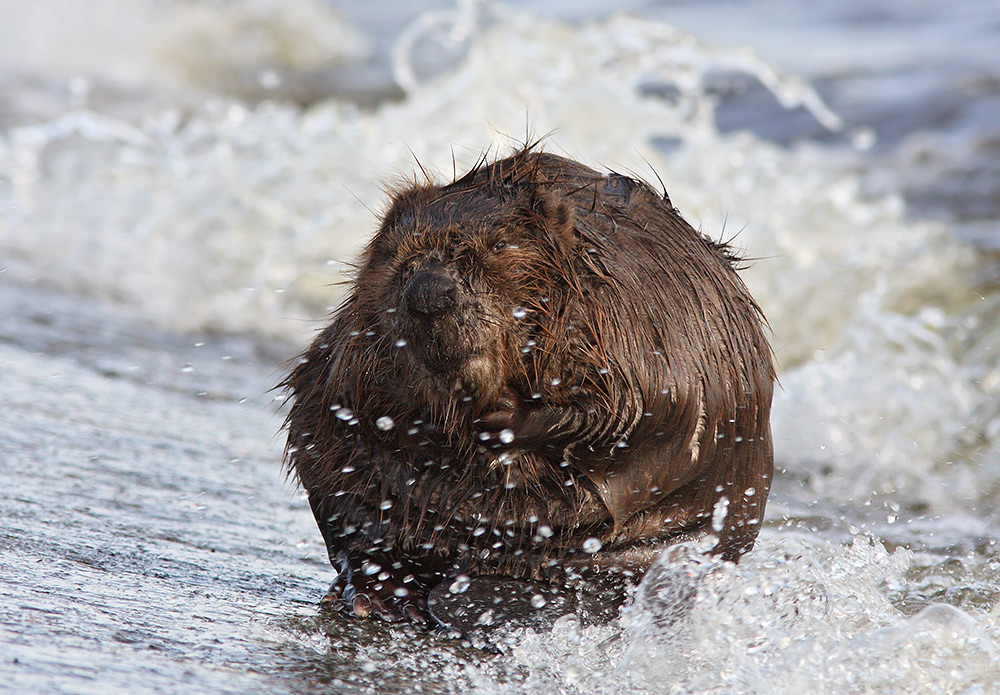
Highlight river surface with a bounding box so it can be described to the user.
[2,1,1000,693]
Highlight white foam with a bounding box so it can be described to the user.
[468,534,1000,694]
[0,10,938,337]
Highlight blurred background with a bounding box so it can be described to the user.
[2,1,1000,693]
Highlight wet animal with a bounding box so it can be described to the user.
[283,148,775,624]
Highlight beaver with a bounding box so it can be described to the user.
[283,148,775,624]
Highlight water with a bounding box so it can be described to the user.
[2,0,999,693]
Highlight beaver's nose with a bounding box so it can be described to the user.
[403,270,457,317]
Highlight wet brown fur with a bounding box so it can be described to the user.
[283,148,775,596]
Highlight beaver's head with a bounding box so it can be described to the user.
[352,166,578,412]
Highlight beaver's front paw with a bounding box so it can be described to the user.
[320,556,430,625]
[475,389,571,450]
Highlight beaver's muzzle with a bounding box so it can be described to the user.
[404,268,457,318]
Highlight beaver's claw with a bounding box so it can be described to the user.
[475,389,574,450]
[320,556,431,625]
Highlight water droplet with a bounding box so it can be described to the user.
[512,307,527,319]
[449,575,471,594]
[180,365,194,373]
[257,68,282,90]
[336,407,355,421]
[711,496,730,532]
[362,562,382,575]
[498,428,515,444]
[393,587,410,598]
[550,377,562,386]
[851,126,876,151]
[582,537,602,553]
[538,524,554,538]
[394,338,408,348]
[744,487,756,497]
[530,594,547,609]
[472,527,487,537]
[376,416,395,431]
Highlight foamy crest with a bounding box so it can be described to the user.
[773,305,989,510]
[2,8,882,339]
[467,535,1000,695]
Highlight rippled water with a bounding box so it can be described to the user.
[2,1,999,693]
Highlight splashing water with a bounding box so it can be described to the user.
[460,535,1000,695]
[2,1,1000,694]
[0,6,891,340]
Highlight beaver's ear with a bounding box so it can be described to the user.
[363,183,439,269]
[532,191,577,251]
[380,183,439,230]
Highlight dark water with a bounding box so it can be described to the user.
[0,282,313,693]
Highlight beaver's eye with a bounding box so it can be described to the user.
[492,240,507,253]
